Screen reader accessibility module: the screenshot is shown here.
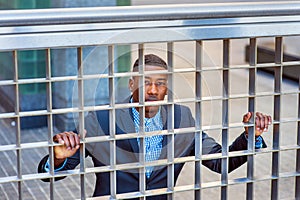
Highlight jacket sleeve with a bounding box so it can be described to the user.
[180,104,267,174]
[37,111,100,182]
[37,150,81,182]
[201,131,266,173]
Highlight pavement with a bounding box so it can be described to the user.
[0,118,95,200]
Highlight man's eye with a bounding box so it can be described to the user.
[156,82,166,86]
[144,81,151,86]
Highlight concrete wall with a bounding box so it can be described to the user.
[51,1,117,131]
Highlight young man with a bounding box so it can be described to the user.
[38,54,271,199]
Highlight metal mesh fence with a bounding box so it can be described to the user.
[0,2,299,199]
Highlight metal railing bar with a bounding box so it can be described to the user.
[167,42,175,199]
[0,94,298,117]
[0,80,15,86]
[2,61,300,87]
[271,37,283,200]
[77,46,87,200]
[1,2,300,26]
[228,91,299,99]
[2,149,299,191]
[0,91,299,118]
[0,112,16,119]
[227,172,300,185]
[195,41,203,200]
[116,188,173,200]
[123,171,300,194]
[0,160,255,184]
[6,118,300,137]
[3,23,300,50]
[3,15,300,36]
[3,63,298,87]
[86,195,110,200]
[108,45,117,199]
[221,38,230,200]
[137,44,146,198]
[1,136,299,154]
[12,50,23,200]
[0,141,74,152]
[296,76,300,199]
[45,48,55,200]
[2,171,299,192]
[116,191,148,199]
[246,37,257,200]
[0,176,19,184]
[0,144,17,151]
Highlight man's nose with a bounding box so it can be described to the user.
[147,83,158,94]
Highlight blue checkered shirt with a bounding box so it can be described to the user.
[131,106,164,178]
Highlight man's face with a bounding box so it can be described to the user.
[129,65,168,118]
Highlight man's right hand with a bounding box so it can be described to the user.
[53,131,85,167]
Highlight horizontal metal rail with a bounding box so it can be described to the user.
[1,2,300,50]
[0,1,300,26]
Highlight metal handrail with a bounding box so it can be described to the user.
[0,1,300,26]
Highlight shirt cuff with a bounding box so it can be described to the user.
[255,136,263,149]
[44,157,68,172]
[243,133,264,149]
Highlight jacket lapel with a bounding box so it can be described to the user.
[147,105,170,181]
[115,107,140,160]
[116,102,181,181]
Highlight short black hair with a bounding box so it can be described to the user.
[132,54,168,71]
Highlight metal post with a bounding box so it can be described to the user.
[247,38,257,200]
[108,45,117,199]
[45,48,55,200]
[12,50,23,200]
[221,39,230,200]
[195,40,203,200]
[167,42,175,200]
[138,44,146,199]
[77,47,86,200]
[296,74,300,199]
[271,37,283,200]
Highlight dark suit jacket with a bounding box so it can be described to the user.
[38,103,266,199]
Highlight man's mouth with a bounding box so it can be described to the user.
[146,96,158,101]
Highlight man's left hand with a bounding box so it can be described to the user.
[243,112,272,137]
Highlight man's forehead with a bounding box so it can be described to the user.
[144,64,166,70]
[133,65,167,79]
[144,75,167,80]
[133,64,166,70]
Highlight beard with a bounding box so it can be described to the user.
[145,105,159,118]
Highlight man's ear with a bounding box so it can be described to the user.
[128,78,134,92]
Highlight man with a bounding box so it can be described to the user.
[38,54,272,199]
